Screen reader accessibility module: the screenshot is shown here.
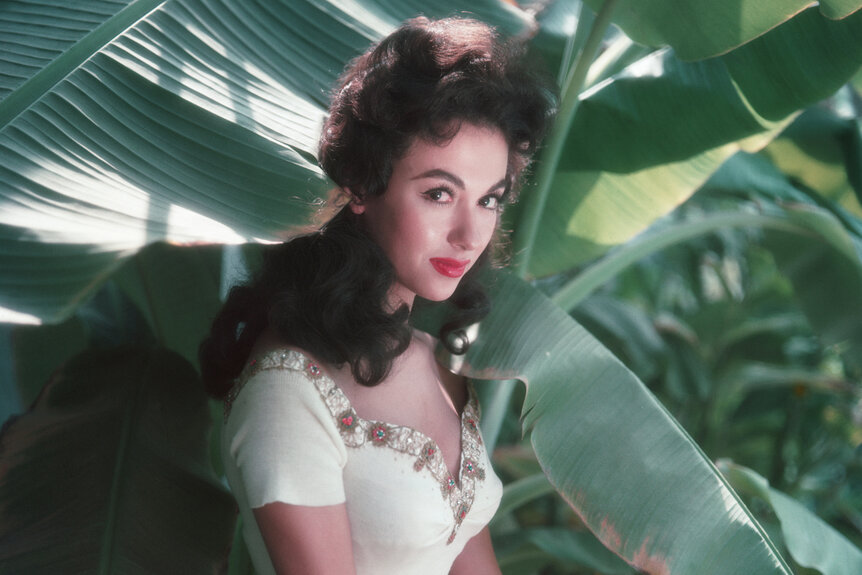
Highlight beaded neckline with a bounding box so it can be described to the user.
[224,348,487,544]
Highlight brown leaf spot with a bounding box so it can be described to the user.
[630,540,670,575]
[599,518,622,552]
[458,361,523,383]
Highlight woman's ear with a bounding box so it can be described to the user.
[346,189,366,214]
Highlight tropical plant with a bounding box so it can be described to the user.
[1,1,861,574]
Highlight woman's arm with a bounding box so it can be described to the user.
[448,527,502,575]
[254,501,357,575]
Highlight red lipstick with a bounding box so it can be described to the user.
[430,258,470,278]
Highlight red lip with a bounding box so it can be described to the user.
[430,258,470,278]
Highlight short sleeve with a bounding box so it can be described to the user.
[222,366,348,508]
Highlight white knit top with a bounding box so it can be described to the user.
[221,348,502,575]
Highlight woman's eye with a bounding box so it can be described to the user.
[480,195,501,210]
[423,188,452,203]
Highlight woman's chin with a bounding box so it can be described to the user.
[419,285,460,303]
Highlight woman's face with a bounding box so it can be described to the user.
[351,122,509,307]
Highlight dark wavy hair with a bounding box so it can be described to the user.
[200,16,555,398]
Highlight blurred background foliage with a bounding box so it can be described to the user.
[1,1,861,573]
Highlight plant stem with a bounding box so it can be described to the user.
[512,0,620,278]
[557,2,593,90]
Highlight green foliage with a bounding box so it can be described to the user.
[438,269,793,573]
[554,188,862,571]
[722,461,862,575]
[581,0,860,60]
[0,346,235,574]
[2,1,862,574]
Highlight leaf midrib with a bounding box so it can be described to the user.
[98,352,150,575]
[0,0,168,131]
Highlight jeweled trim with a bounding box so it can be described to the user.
[224,348,487,545]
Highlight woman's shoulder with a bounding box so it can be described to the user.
[244,330,329,375]
[223,332,337,419]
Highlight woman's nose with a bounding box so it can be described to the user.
[448,208,481,251]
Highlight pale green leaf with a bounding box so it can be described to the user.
[721,461,862,575]
[0,0,528,323]
[581,0,862,60]
[521,7,862,277]
[441,271,792,574]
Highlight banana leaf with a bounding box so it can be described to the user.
[720,460,862,575]
[2,2,861,571]
[434,270,793,574]
[707,153,862,374]
[0,346,235,574]
[521,6,862,277]
[3,2,862,319]
[581,0,862,60]
[528,528,635,574]
[0,0,527,323]
[763,107,862,216]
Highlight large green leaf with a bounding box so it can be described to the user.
[0,346,235,573]
[522,133,780,276]
[720,461,862,575]
[3,1,860,319]
[582,0,862,61]
[722,9,862,122]
[553,196,862,310]
[0,0,528,323]
[564,8,862,174]
[526,528,635,574]
[435,270,792,574]
[519,6,862,278]
[762,106,862,217]
[6,316,89,412]
[0,1,163,103]
[111,242,224,368]
[706,153,862,374]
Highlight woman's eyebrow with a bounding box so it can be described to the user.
[412,168,464,188]
[412,169,507,193]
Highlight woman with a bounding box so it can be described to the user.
[200,16,554,575]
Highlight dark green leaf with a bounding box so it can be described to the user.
[0,346,236,574]
[528,527,635,574]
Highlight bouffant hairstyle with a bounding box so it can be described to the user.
[200,16,555,398]
[319,16,551,204]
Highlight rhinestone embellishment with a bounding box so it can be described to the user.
[338,410,357,431]
[223,348,488,545]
